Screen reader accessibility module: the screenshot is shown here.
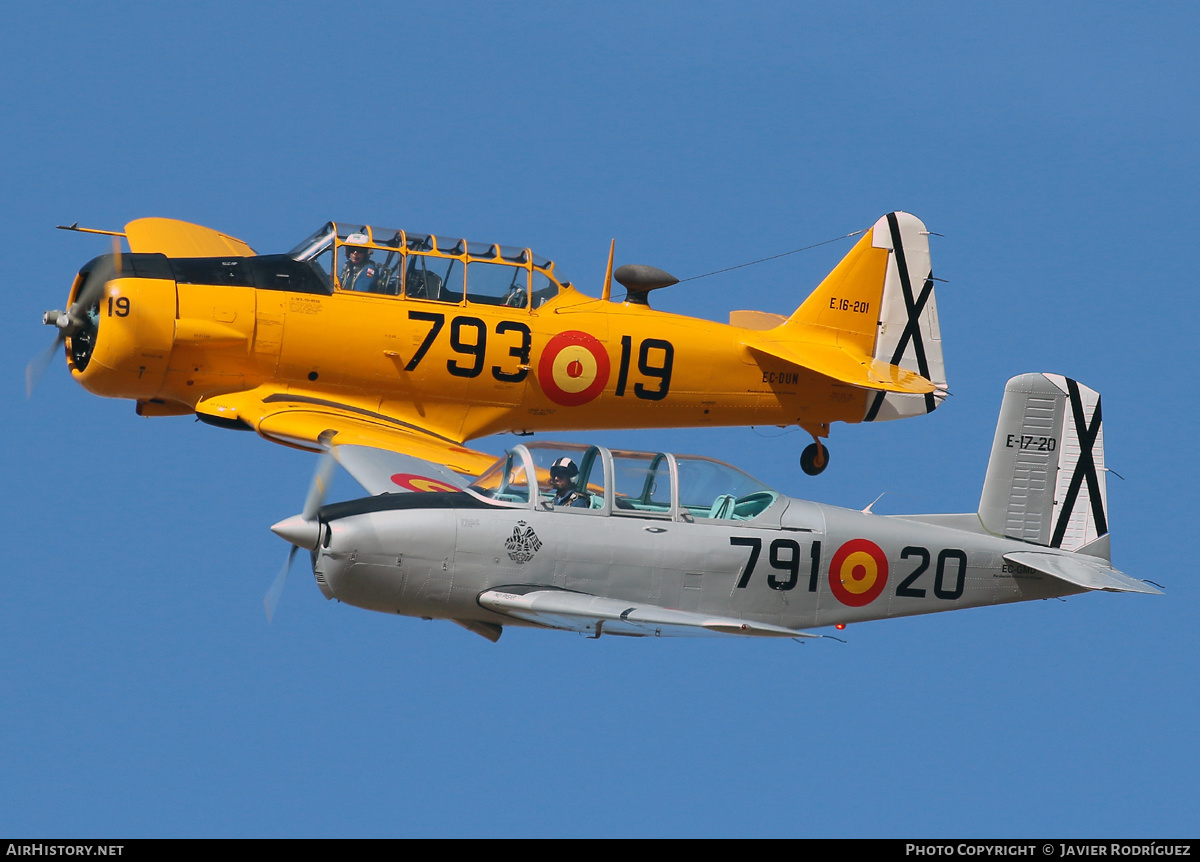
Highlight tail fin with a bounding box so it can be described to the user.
[979,373,1110,557]
[776,212,947,418]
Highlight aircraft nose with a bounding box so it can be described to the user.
[271,514,322,551]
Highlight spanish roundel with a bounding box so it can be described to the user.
[537,331,611,406]
[828,538,889,607]
[390,473,461,493]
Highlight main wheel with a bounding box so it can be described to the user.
[800,442,829,476]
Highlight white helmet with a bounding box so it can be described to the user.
[344,232,371,249]
[549,457,579,480]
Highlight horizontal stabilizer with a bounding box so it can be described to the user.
[478,586,817,638]
[1003,552,1161,595]
[332,444,471,495]
[745,342,936,394]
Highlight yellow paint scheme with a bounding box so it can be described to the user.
[71,276,176,400]
[125,218,256,257]
[728,310,787,331]
[782,228,890,353]
[66,216,941,474]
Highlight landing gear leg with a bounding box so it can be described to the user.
[800,440,829,476]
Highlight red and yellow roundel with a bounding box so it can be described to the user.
[537,331,611,406]
[390,473,460,493]
[828,538,889,607]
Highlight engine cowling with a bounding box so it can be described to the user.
[68,255,176,401]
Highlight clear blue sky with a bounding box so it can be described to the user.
[3,2,1195,837]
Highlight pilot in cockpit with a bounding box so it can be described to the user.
[340,233,384,293]
[549,458,590,508]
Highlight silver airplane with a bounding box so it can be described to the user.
[270,373,1160,641]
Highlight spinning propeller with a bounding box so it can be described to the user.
[27,236,121,397]
[265,451,337,622]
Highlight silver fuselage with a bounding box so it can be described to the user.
[310,491,1080,633]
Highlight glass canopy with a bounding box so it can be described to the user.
[468,443,779,522]
[288,222,569,307]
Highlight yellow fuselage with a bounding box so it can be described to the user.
[72,273,866,442]
[60,213,943,472]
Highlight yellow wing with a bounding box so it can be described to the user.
[125,217,256,257]
[194,386,496,477]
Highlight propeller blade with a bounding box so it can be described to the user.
[28,242,121,398]
[26,333,65,398]
[264,545,298,623]
[69,253,116,324]
[302,451,336,521]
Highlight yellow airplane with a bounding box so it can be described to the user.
[35,211,946,476]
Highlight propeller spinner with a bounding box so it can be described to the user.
[265,452,336,622]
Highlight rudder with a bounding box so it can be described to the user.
[862,212,947,423]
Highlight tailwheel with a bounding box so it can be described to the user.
[800,441,829,476]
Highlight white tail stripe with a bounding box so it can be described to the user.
[1046,375,1107,550]
[864,212,947,423]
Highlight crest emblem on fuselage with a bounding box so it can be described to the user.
[505,520,543,564]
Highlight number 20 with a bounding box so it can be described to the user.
[896,546,966,600]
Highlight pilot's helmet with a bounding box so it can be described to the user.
[549,457,579,481]
[343,232,372,257]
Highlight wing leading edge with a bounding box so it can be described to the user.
[124,217,256,257]
[195,386,496,477]
[478,586,818,639]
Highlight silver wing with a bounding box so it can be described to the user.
[332,444,471,495]
[478,586,818,639]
